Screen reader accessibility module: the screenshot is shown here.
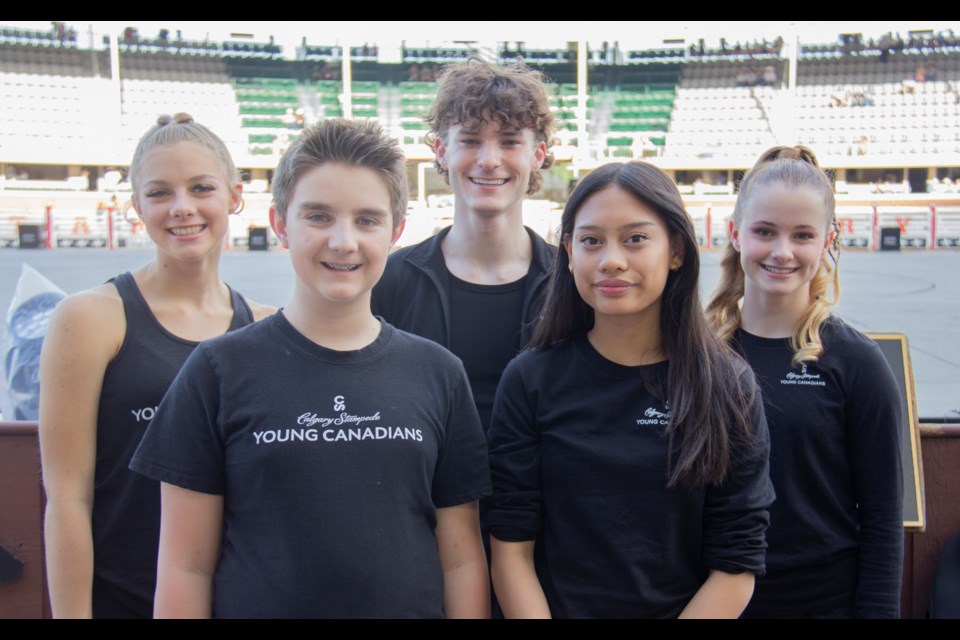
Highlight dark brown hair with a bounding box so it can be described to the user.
[272,118,408,227]
[531,161,757,488]
[425,58,555,194]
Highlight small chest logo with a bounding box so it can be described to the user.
[333,395,345,411]
[636,402,672,426]
[781,362,826,387]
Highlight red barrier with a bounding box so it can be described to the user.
[44,204,53,250]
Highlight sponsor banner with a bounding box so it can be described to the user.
[934,207,960,248]
[877,207,932,249]
[835,205,875,249]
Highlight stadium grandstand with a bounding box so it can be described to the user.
[1,20,959,250]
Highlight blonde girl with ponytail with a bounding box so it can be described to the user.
[707,146,903,618]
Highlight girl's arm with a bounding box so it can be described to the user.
[679,570,755,618]
[435,501,489,619]
[153,482,223,618]
[39,292,122,618]
[487,357,549,618]
[697,367,774,619]
[490,537,551,619]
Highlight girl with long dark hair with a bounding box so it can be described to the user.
[487,161,774,618]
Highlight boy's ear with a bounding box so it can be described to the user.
[269,206,288,249]
[534,140,547,169]
[433,136,447,169]
[391,217,406,247]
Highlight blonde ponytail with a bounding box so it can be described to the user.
[707,145,840,365]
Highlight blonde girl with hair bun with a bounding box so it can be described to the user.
[39,113,274,618]
[706,145,903,618]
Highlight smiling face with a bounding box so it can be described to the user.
[732,183,832,305]
[132,141,239,262]
[435,119,546,219]
[270,162,404,310]
[565,185,682,328]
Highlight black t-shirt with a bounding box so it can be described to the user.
[486,334,774,618]
[732,317,903,618]
[131,314,491,618]
[447,269,526,433]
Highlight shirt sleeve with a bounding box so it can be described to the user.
[431,361,491,508]
[846,342,904,618]
[702,370,776,577]
[485,357,542,542]
[129,345,227,495]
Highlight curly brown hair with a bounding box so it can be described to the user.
[425,58,556,195]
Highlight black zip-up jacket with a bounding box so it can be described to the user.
[371,225,557,350]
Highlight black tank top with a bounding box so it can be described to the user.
[91,271,254,618]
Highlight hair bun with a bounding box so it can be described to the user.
[755,145,821,170]
[156,112,195,126]
[795,145,820,168]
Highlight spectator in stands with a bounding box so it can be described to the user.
[102,167,122,191]
[830,88,848,108]
[39,113,274,618]
[81,169,95,192]
[915,63,927,84]
[708,146,903,618]
[878,33,894,62]
[763,65,777,87]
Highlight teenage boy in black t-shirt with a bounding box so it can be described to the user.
[372,59,557,433]
[132,119,491,618]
